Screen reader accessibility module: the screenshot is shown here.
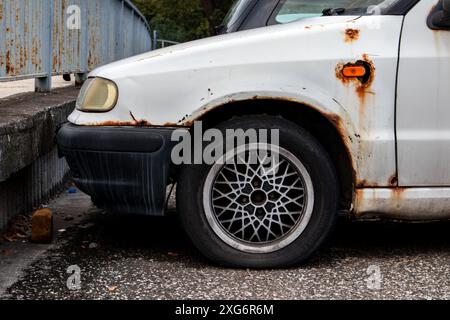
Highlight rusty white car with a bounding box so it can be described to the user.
[57,0,450,268]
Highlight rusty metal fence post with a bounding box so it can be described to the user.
[35,0,54,92]
[0,0,152,92]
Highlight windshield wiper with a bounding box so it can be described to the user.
[322,7,346,16]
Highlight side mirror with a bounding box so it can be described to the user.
[429,0,450,30]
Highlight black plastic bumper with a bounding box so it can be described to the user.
[56,124,177,216]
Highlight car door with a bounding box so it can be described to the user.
[397,0,450,186]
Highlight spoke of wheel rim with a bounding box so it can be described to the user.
[215,202,241,218]
[268,160,288,191]
[280,207,302,224]
[212,186,240,202]
[211,150,308,244]
[261,216,281,239]
[260,157,284,180]
[279,195,305,207]
[222,165,245,187]
[249,220,263,242]
[233,213,254,239]
[264,216,275,241]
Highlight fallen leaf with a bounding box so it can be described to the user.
[16,233,27,239]
[88,242,99,249]
[107,286,118,293]
[3,235,17,243]
[1,249,11,256]
[168,252,180,257]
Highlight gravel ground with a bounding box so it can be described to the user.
[1,189,449,300]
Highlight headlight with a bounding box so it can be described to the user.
[76,77,118,112]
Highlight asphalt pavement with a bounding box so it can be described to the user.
[0,188,449,300]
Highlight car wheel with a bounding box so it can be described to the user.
[177,115,339,268]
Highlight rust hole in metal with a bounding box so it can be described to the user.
[389,174,398,186]
[344,28,360,43]
[335,54,376,106]
[356,179,369,188]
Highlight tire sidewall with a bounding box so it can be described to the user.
[178,115,339,268]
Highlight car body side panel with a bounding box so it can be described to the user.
[397,0,450,186]
[355,187,450,220]
[68,15,403,188]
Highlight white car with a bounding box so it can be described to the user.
[57,0,450,268]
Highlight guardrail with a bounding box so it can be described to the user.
[152,30,179,49]
[0,0,152,92]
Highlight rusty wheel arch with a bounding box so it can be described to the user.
[188,98,355,210]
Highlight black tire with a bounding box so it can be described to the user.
[177,115,339,268]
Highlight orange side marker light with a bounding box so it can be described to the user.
[343,65,366,78]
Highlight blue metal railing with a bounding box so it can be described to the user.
[0,0,152,92]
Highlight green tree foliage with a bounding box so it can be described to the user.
[133,0,234,43]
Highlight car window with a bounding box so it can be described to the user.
[274,0,402,24]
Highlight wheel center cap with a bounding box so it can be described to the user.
[251,190,267,206]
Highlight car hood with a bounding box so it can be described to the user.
[69,14,402,128]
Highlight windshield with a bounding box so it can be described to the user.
[275,0,401,24]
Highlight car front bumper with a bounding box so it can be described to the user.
[56,123,177,216]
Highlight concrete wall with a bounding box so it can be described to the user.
[0,87,79,232]
[0,149,69,230]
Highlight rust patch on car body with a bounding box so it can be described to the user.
[354,186,407,215]
[344,28,360,43]
[89,120,153,127]
[179,95,370,203]
[391,187,406,200]
[90,120,187,128]
[89,112,153,127]
[89,120,140,127]
[389,174,398,186]
[356,179,369,188]
[186,95,357,169]
[335,54,376,106]
[162,122,180,127]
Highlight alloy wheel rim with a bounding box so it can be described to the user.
[203,143,314,254]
